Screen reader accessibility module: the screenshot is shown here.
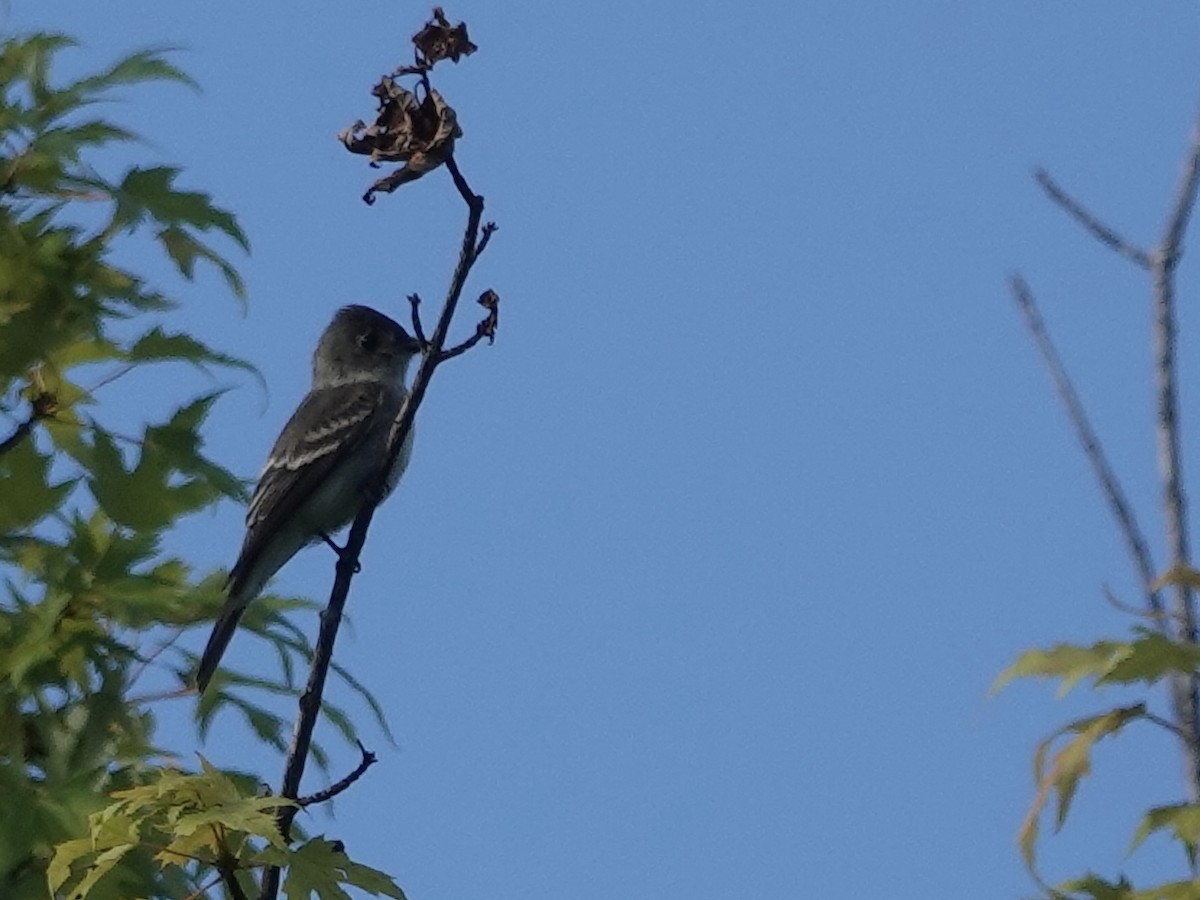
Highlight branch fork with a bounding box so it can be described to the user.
[1018,109,1200,815]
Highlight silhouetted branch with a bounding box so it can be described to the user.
[269,151,486,835]
[1010,274,1165,623]
[1034,168,1152,268]
[261,154,498,900]
[475,220,498,259]
[439,289,499,362]
[259,12,499,899]
[217,848,250,900]
[407,293,428,346]
[297,741,377,808]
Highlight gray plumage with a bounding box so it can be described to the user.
[195,305,421,693]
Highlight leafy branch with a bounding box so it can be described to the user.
[0,32,412,900]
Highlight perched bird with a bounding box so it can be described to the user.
[195,305,423,693]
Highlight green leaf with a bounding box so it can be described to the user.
[995,631,1200,699]
[1055,873,1135,900]
[994,639,1137,697]
[47,836,94,894]
[332,659,396,746]
[1019,704,1146,874]
[0,437,75,531]
[158,224,247,299]
[42,407,95,471]
[284,838,406,900]
[318,700,360,748]
[87,418,223,532]
[110,165,248,249]
[31,120,138,164]
[71,47,197,96]
[144,392,252,502]
[1101,630,1200,686]
[1152,564,1200,593]
[230,696,288,752]
[0,33,76,93]
[1130,803,1200,855]
[1128,882,1200,900]
[126,327,252,373]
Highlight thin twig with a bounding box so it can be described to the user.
[439,289,499,362]
[1010,274,1165,624]
[438,323,491,362]
[1103,584,1171,625]
[407,293,428,346]
[1160,117,1200,262]
[260,154,491,900]
[1034,168,1152,268]
[1149,110,1200,809]
[296,741,377,807]
[475,221,497,259]
[126,626,188,688]
[87,362,136,394]
[1146,710,1200,750]
[445,154,478,209]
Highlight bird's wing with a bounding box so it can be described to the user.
[230,382,383,586]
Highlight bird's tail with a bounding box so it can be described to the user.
[194,590,249,694]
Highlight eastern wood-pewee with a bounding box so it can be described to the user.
[195,305,422,693]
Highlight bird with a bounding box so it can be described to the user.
[194,304,423,693]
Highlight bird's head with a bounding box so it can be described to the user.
[312,304,424,387]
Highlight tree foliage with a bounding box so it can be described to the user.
[0,34,403,899]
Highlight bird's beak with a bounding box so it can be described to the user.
[385,332,424,357]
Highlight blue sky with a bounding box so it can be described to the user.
[10,2,1200,898]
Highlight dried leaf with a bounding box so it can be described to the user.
[339,79,461,201]
[412,8,477,66]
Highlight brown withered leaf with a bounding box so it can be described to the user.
[412,8,477,65]
[477,288,499,344]
[337,77,462,203]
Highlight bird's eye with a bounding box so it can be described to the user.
[356,331,378,353]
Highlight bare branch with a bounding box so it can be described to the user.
[439,289,499,362]
[1033,168,1152,268]
[445,153,481,212]
[297,741,377,807]
[217,848,250,900]
[86,362,136,394]
[407,293,428,346]
[262,153,495,900]
[1147,108,1200,810]
[475,221,498,259]
[262,16,499,894]
[1010,274,1165,622]
[1159,115,1200,264]
[1146,710,1200,751]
